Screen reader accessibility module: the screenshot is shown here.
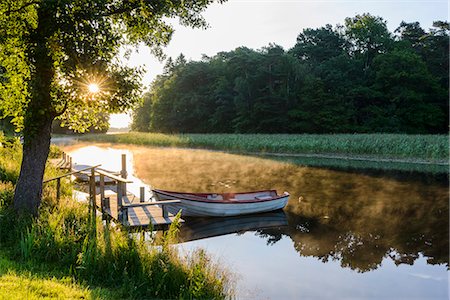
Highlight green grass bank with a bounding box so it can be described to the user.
[79,132,449,162]
[0,142,233,299]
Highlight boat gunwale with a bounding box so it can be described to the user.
[153,188,289,204]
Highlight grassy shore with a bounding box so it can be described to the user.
[0,142,232,299]
[78,132,449,162]
[0,253,115,299]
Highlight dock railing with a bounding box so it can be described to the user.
[94,168,132,223]
[43,164,102,202]
[55,152,73,170]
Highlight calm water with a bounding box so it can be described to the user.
[63,143,449,299]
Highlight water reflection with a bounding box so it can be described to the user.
[178,211,287,242]
[63,144,449,274]
[275,167,449,272]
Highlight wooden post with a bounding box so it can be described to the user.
[121,154,127,192]
[89,168,97,235]
[105,202,110,225]
[69,156,73,170]
[90,168,95,210]
[121,154,127,203]
[117,182,122,206]
[140,187,145,203]
[87,168,93,223]
[99,174,105,215]
[102,197,110,221]
[121,154,127,178]
[101,197,106,221]
[103,197,110,210]
[162,205,168,218]
[56,178,61,203]
[122,206,129,226]
[117,182,122,221]
[63,152,66,163]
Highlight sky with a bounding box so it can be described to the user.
[109,0,449,128]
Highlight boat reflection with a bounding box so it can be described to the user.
[178,210,288,242]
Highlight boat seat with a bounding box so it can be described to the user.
[207,194,223,200]
[255,195,273,200]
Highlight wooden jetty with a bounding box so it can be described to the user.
[47,152,183,229]
[97,192,181,228]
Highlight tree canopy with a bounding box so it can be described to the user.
[0,0,223,133]
[132,14,449,134]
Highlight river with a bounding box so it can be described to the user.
[61,142,449,299]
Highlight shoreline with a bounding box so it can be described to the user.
[52,135,448,167]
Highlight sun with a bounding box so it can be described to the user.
[87,83,100,93]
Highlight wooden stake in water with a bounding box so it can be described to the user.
[121,154,127,177]
[140,187,145,203]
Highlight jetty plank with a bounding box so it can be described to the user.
[95,191,183,228]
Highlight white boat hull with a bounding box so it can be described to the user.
[154,191,289,217]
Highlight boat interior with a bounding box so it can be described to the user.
[204,190,277,201]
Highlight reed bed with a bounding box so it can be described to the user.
[79,132,449,161]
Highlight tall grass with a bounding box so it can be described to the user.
[0,144,233,299]
[79,132,449,161]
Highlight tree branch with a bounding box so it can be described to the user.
[5,1,39,15]
[98,2,141,18]
[52,100,68,118]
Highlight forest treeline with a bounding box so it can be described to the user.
[132,14,449,134]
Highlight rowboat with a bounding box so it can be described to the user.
[152,189,289,217]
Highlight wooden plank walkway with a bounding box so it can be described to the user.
[95,191,183,229]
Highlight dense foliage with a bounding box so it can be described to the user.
[51,115,109,134]
[133,14,449,134]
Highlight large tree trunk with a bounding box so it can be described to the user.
[13,4,56,216]
[13,117,53,215]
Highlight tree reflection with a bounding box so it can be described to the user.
[255,172,448,272]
